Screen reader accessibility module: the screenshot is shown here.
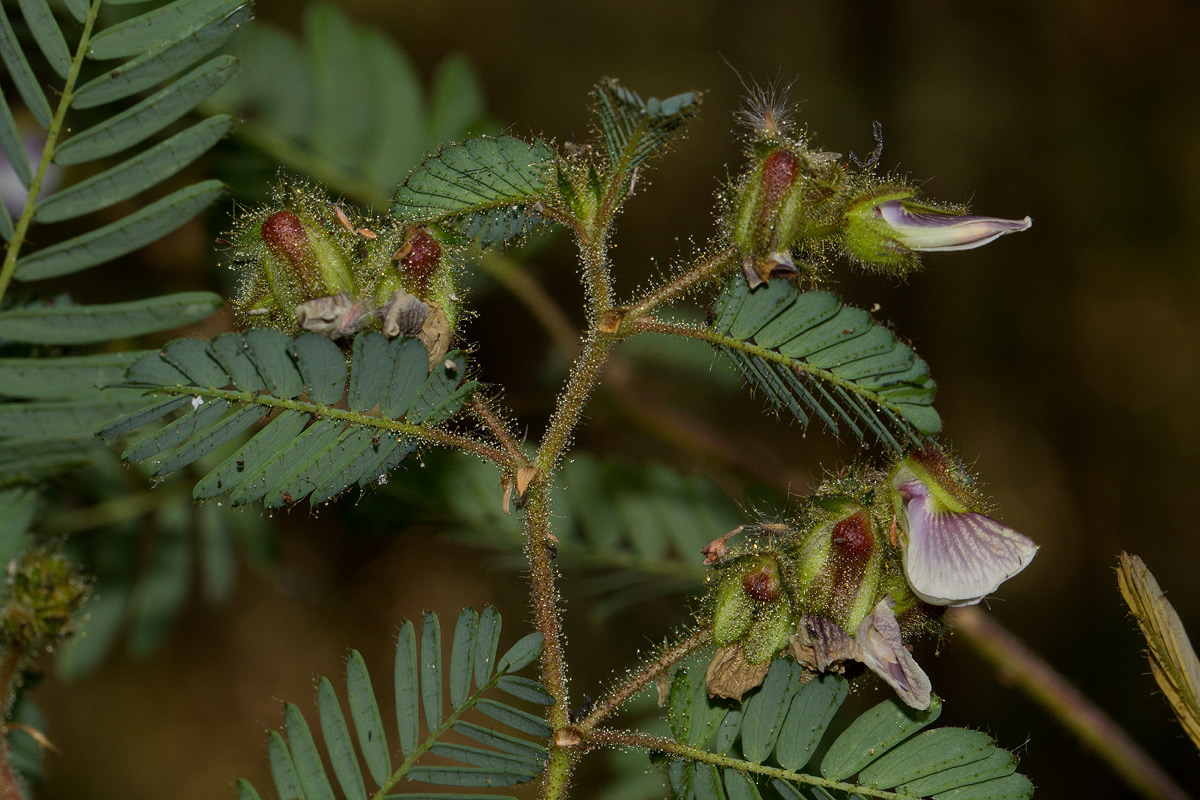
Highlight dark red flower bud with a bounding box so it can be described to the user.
[397,227,442,295]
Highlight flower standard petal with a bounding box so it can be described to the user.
[876,200,1032,252]
[901,493,1038,606]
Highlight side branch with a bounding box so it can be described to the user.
[950,606,1190,800]
[624,245,736,321]
[469,394,532,468]
[580,627,710,730]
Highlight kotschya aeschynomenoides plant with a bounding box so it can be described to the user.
[107,79,1039,800]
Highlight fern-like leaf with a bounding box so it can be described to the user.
[0,292,223,344]
[593,78,699,180]
[392,135,557,247]
[103,331,479,507]
[664,658,1032,800]
[239,608,548,800]
[703,275,940,452]
[206,3,486,205]
[1,0,247,490]
[6,0,245,280]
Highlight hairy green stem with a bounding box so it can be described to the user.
[950,606,1190,800]
[535,335,615,474]
[0,0,104,303]
[623,244,736,322]
[583,727,915,800]
[580,627,711,730]
[523,481,575,800]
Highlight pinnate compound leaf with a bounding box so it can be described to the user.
[773,673,847,771]
[108,331,478,507]
[73,2,250,108]
[240,609,547,800]
[0,5,52,127]
[932,773,1034,800]
[209,5,482,198]
[15,0,72,80]
[317,678,367,800]
[740,659,804,763]
[236,778,263,800]
[819,694,943,780]
[593,77,699,177]
[0,293,222,345]
[660,660,1032,799]
[0,352,149,400]
[286,701,336,800]
[495,632,542,674]
[706,275,940,452]
[17,180,226,279]
[856,728,995,789]
[474,605,502,688]
[87,0,245,61]
[395,619,420,758]
[35,116,232,223]
[495,675,553,706]
[420,611,443,734]
[392,135,556,247]
[267,730,304,800]
[61,0,87,23]
[346,650,390,785]
[450,607,479,710]
[1,198,12,242]
[0,92,32,188]
[54,55,240,166]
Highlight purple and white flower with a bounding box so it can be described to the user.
[874,199,1031,252]
[842,189,1031,273]
[891,453,1038,606]
[793,597,932,709]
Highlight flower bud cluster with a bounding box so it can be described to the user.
[704,446,1037,708]
[723,91,1031,284]
[228,181,461,365]
[0,546,89,652]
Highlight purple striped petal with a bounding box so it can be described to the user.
[877,200,1031,252]
[902,493,1038,606]
[855,598,932,710]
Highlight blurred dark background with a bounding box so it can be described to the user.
[30,0,1200,799]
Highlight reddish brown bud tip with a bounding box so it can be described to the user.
[262,211,319,292]
[761,149,800,209]
[742,561,781,603]
[832,511,875,563]
[400,228,442,294]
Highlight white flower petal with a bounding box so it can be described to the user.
[902,494,1038,606]
[878,200,1032,252]
[855,598,932,710]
